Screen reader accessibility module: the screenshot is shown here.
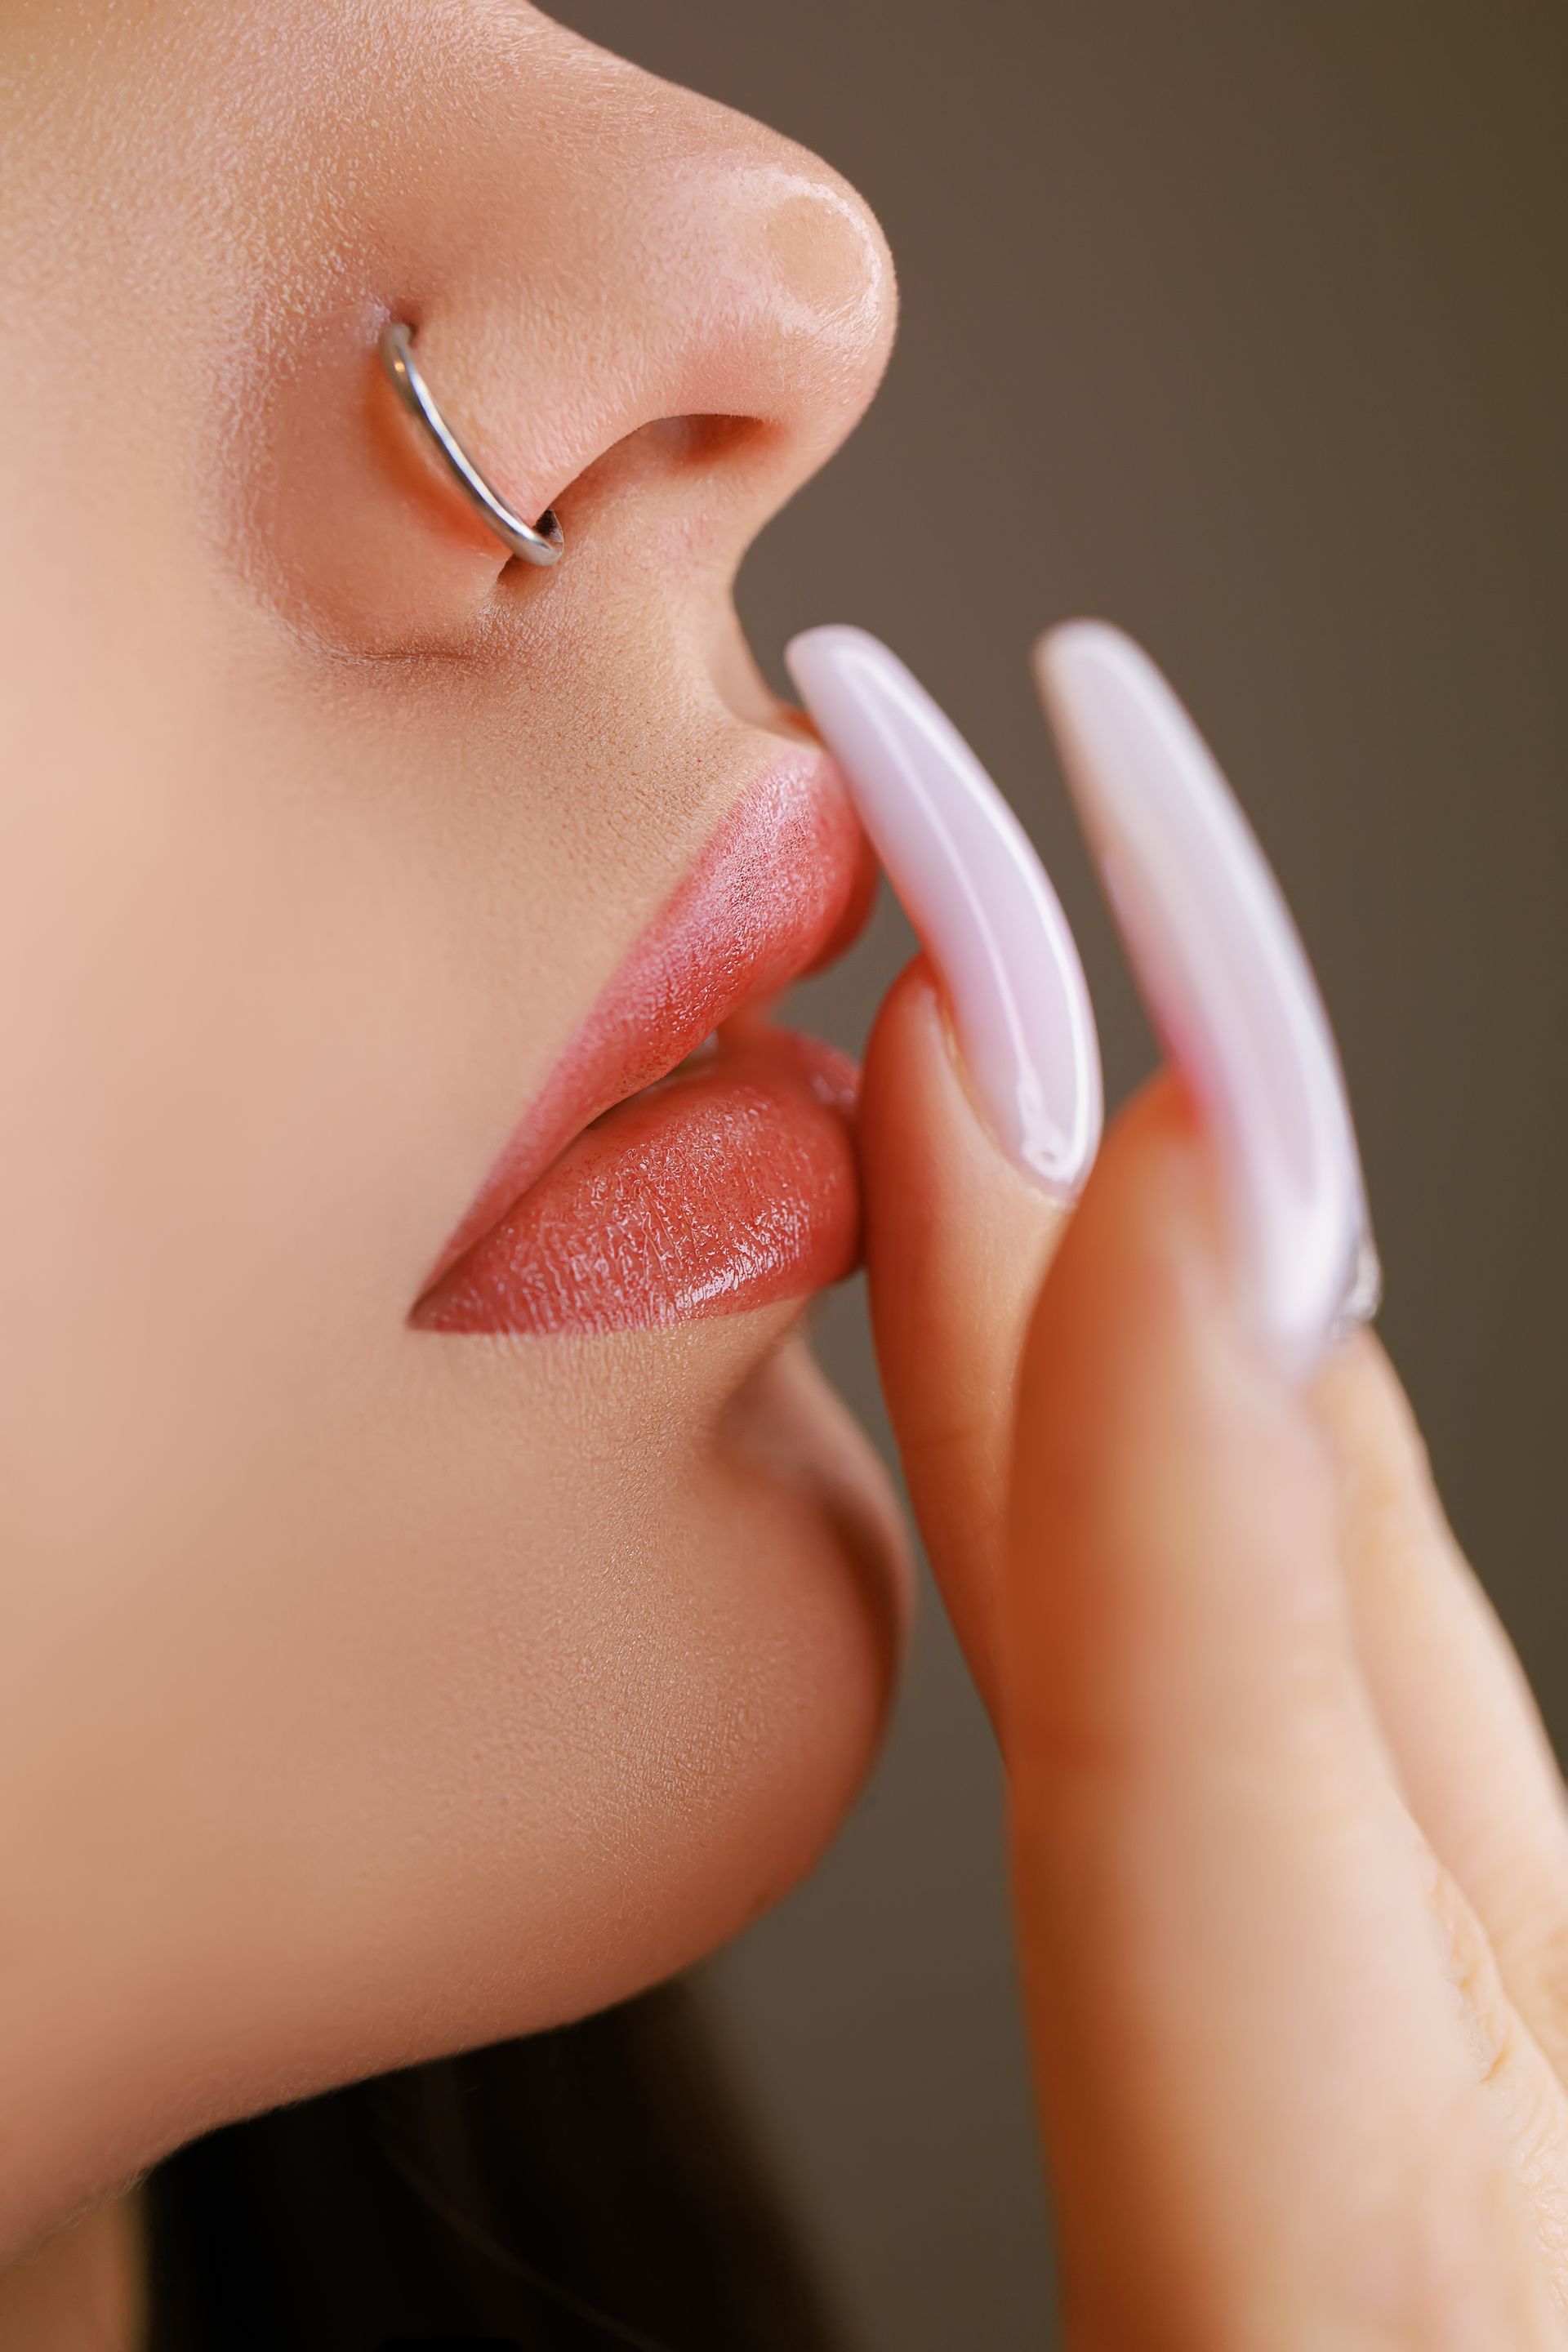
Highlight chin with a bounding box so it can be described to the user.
[710,1329,912,1887]
[518,1325,912,2033]
[308,1321,911,2078]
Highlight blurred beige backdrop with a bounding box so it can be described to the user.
[562,4,1566,2344]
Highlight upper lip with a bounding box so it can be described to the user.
[418,744,876,1294]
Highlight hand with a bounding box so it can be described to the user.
[795,625,1568,2343]
[875,1042,1568,2344]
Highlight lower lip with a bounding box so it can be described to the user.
[413,1026,860,1339]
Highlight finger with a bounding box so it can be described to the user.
[1422,1842,1568,2295]
[1020,625,1557,2336]
[1009,1079,1557,2341]
[786,627,1101,1708]
[859,958,1065,1702]
[1316,1338,1568,2078]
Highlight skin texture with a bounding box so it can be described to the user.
[0,0,906,2267]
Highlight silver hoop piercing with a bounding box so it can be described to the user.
[379,322,565,568]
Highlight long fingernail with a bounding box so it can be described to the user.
[786,625,1102,1198]
[1035,621,1379,1377]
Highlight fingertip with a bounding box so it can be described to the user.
[861,951,1068,1272]
[1018,1071,1224,1391]
[1009,1071,1320,1602]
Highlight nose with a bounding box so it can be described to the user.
[370,11,897,610]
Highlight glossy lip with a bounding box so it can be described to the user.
[413,748,876,1337]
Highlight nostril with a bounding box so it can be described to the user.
[558,412,772,525]
[638,414,767,469]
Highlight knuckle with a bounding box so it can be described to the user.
[1423,1854,1520,2089]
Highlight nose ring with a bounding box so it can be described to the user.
[379,322,565,568]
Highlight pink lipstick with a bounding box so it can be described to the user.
[416,753,873,1339]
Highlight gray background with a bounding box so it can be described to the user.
[562,4,1567,2344]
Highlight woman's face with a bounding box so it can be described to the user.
[0,0,905,2245]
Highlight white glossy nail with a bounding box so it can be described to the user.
[1036,621,1378,1378]
[787,625,1102,1198]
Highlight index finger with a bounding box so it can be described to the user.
[786,626,1100,1704]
